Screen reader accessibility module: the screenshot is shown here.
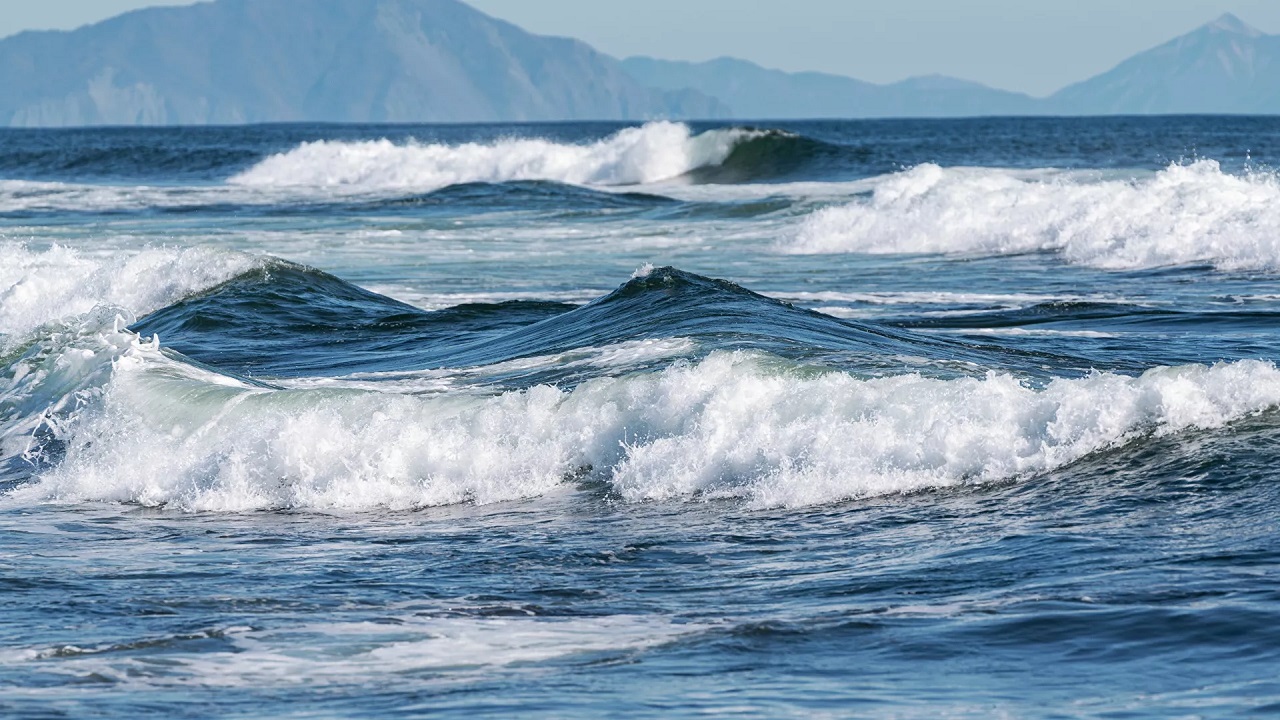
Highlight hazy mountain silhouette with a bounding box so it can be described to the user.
[1048,13,1280,114]
[0,3,1275,126]
[620,57,1040,119]
[0,0,725,126]
[624,14,1280,119]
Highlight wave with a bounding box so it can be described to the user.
[785,161,1280,271]
[364,180,677,211]
[229,122,825,192]
[3,264,1278,511]
[0,243,260,350]
[7,325,1279,511]
[0,178,684,219]
[0,125,856,216]
[129,265,1011,382]
[679,129,855,184]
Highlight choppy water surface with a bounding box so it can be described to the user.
[3,117,1280,718]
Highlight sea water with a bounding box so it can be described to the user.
[2,117,1279,717]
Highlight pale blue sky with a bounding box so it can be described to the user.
[4,0,1279,96]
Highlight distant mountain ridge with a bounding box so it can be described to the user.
[0,0,725,126]
[624,13,1280,119]
[1047,13,1280,114]
[620,56,1040,119]
[0,4,1275,126]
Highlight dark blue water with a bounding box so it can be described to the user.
[2,117,1280,718]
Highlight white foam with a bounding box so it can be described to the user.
[0,243,258,348]
[0,179,285,215]
[14,340,1280,512]
[7,615,697,690]
[772,290,1102,306]
[363,285,602,312]
[230,122,753,192]
[924,328,1119,339]
[787,161,1280,271]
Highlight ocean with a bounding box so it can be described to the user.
[2,116,1279,718]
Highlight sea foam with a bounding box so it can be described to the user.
[787,160,1280,271]
[2,615,698,689]
[15,337,1280,512]
[230,122,752,191]
[0,244,258,348]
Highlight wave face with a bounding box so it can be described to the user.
[230,122,761,191]
[10,323,1279,512]
[128,264,1029,384]
[787,160,1280,270]
[0,244,258,349]
[2,265,1276,512]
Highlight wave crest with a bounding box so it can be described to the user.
[229,122,758,191]
[786,161,1280,271]
[0,244,259,349]
[13,338,1280,511]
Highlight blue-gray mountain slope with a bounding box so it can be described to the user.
[0,0,726,126]
[623,14,1280,119]
[1,3,1276,126]
[1049,14,1280,115]
[620,56,1040,119]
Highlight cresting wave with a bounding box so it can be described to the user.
[0,243,259,349]
[230,122,765,191]
[8,320,1280,512]
[6,260,1280,512]
[787,160,1280,271]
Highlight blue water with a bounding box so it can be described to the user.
[2,117,1280,718]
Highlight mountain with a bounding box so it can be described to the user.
[621,56,1040,119]
[1049,14,1280,115]
[0,0,726,126]
[625,14,1280,119]
[0,3,1276,126]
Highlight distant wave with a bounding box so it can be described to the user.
[679,129,854,184]
[0,125,848,215]
[785,160,1280,271]
[229,122,830,191]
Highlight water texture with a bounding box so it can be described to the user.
[2,117,1279,718]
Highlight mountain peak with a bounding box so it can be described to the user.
[1205,12,1263,38]
[0,0,729,125]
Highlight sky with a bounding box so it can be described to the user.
[4,0,1280,96]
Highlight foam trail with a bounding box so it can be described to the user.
[230,122,752,191]
[2,616,698,689]
[0,244,259,349]
[14,339,1280,511]
[787,161,1280,271]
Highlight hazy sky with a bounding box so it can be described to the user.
[4,0,1280,96]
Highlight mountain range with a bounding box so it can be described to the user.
[0,0,724,125]
[0,1,1274,126]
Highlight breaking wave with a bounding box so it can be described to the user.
[0,243,259,350]
[9,332,1279,512]
[230,122,750,190]
[787,160,1280,271]
[229,122,843,192]
[6,265,1279,512]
